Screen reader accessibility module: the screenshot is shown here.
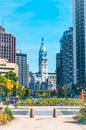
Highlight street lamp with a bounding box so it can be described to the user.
[82,89,84,103]
[0,86,2,101]
[14,85,17,108]
[0,83,4,101]
[14,85,16,97]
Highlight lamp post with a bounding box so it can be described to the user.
[0,86,2,101]
[14,85,16,97]
[14,84,17,108]
[82,89,84,103]
[0,83,4,101]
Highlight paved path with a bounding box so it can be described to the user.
[6,105,81,109]
[0,115,86,130]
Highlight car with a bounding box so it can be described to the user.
[9,97,18,104]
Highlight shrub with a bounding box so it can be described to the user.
[0,111,8,125]
[78,116,86,124]
[17,98,83,106]
[0,107,14,125]
[17,99,35,106]
[3,106,13,118]
[73,106,86,124]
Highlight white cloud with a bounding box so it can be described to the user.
[0,0,31,15]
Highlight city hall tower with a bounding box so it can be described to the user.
[39,38,48,82]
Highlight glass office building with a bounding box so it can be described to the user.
[73,0,86,87]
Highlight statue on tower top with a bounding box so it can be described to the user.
[42,37,44,42]
[42,37,44,45]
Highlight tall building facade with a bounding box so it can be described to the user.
[0,26,16,63]
[48,73,56,90]
[73,0,86,87]
[56,27,73,89]
[0,59,18,77]
[56,53,62,89]
[16,50,29,87]
[39,38,48,82]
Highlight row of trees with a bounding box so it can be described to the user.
[0,71,86,101]
[0,71,31,101]
[31,85,74,98]
[0,72,72,101]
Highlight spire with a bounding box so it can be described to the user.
[42,37,44,43]
[39,37,47,53]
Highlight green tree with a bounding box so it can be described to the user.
[5,71,19,97]
[5,71,18,82]
[0,75,8,100]
[58,86,67,98]
[28,88,32,96]
[0,75,6,84]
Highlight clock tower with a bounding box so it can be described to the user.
[39,38,48,82]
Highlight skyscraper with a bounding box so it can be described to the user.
[16,50,29,87]
[73,0,86,87]
[0,26,16,63]
[59,27,73,88]
[56,53,62,89]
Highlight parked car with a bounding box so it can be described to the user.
[9,97,18,104]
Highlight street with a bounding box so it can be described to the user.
[11,107,80,116]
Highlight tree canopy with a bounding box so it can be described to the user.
[4,71,18,82]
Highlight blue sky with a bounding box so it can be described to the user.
[0,0,72,72]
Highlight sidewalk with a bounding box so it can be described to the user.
[7,105,81,109]
[0,115,86,130]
